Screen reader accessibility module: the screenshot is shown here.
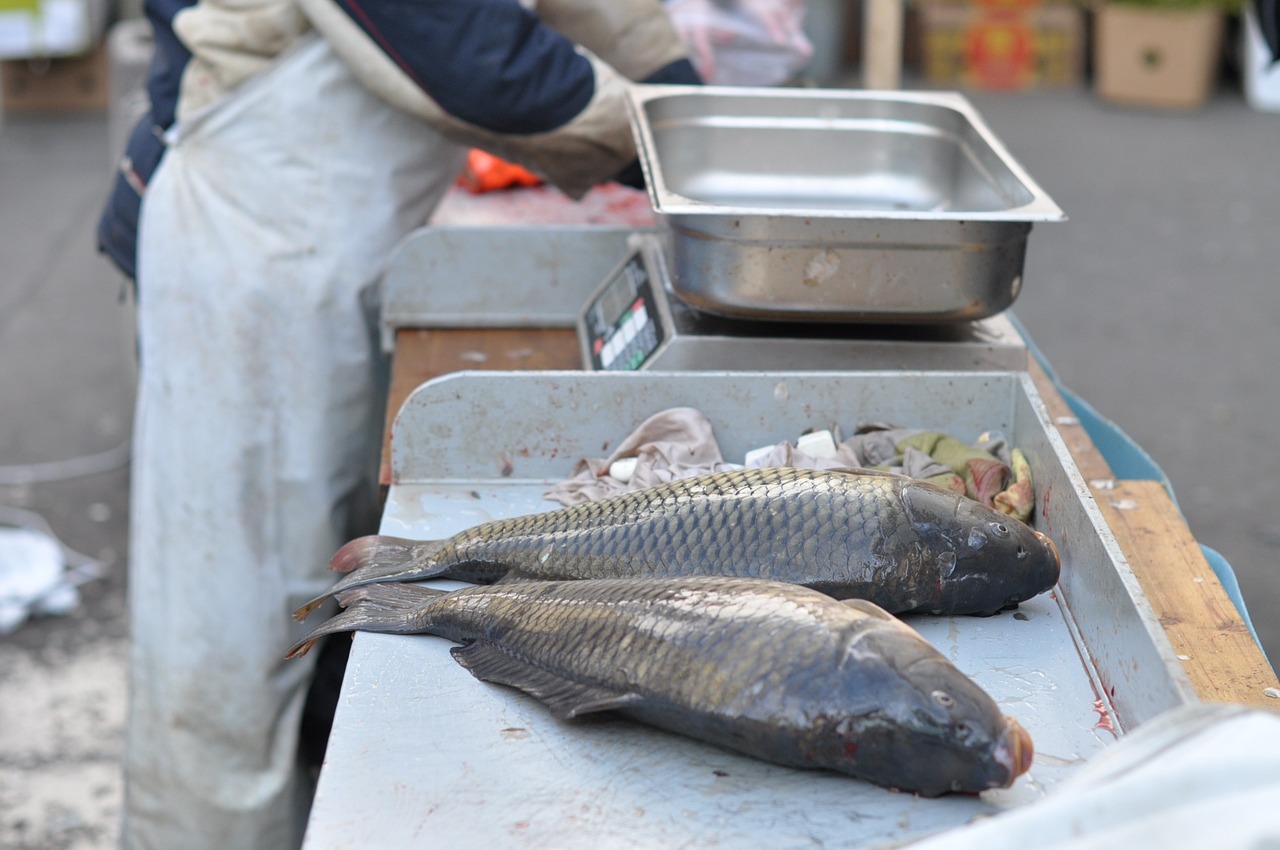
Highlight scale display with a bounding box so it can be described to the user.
[580,249,665,371]
[576,234,1028,374]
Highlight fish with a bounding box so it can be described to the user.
[293,467,1059,622]
[286,576,1034,796]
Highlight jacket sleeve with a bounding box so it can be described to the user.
[296,0,695,197]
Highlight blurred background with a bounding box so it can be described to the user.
[2,0,1277,846]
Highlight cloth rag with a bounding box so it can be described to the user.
[544,407,1035,522]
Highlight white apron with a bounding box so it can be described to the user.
[127,34,466,850]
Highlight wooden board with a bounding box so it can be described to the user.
[381,328,580,486]
[1028,360,1279,705]
[1095,480,1279,707]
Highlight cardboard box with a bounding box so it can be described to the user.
[1,36,108,112]
[918,0,1085,90]
[1094,5,1224,109]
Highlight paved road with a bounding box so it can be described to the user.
[1,114,132,848]
[965,87,1280,661]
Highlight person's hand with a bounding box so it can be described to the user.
[665,0,812,84]
[738,0,807,49]
[665,0,724,83]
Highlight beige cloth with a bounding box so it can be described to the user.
[544,408,735,504]
[544,407,1034,523]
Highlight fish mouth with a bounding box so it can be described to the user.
[1029,535,1059,568]
[992,716,1034,787]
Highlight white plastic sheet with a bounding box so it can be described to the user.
[905,703,1280,850]
[0,508,101,634]
[665,0,812,86]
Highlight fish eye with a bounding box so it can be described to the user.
[988,522,1010,539]
[932,690,955,708]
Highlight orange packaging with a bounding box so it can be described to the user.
[457,149,543,194]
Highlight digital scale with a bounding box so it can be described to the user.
[576,233,1028,374]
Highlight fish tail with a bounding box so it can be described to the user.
[330,534,421,574]
[285,582,446,660]
[292,535,447,622]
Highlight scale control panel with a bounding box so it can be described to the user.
[578,240,669,371]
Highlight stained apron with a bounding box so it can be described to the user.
[126,34,467,849]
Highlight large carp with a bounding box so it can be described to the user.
[294,467,1060,621]
[286,576,1034,796]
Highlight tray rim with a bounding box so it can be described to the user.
[627,84,1067,223]
[388,368,1199,731]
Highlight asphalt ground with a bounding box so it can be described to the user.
[2,68,1278,849]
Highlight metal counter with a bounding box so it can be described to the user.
[302,370,1194,850]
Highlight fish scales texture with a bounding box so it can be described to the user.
[297,467,1060,621]
[288,577,1034,796]
[480,579,829,712]
[469,468,855,577]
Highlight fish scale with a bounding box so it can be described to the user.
[286,576,1034,796]
[294,467,1061,621]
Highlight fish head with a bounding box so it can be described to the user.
[828,618,1033,796]
[899,481,1061,614]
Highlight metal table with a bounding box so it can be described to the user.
[304,201,1278,847]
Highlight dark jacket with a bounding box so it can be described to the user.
[98,0,698,278]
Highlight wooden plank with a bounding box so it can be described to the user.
[1094,480,1280,705]
[381,328,580,485]
[1028,359,1114,484]
[1030,363,1278,701]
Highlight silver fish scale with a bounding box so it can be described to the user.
[436,577,859,712]
[295,574,1024,794]
[448,468,904,582]
[303,465,1057,626]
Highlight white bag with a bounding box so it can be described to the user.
[665,0,812,86]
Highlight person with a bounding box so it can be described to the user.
[95,2,700,848]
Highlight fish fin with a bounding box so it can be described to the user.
[839,598,896,620]
[450,640,641,720]
[490,571,537,585]
[827,466,912,481]
[329,535,422,574]
[285,582,444,660]
[292,535,448,622]
[331,580,445,612]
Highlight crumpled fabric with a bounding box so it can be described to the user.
[544,407,1035,522]
[543,408,737,504]
[0,527,78,634]
[0,506,104,635]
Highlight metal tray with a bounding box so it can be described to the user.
[303,371,1193,850]
[627,86,1065,323]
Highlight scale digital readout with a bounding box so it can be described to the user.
[578,237,670,372]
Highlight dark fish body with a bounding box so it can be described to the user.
[287,576,1033,796]
[295,467,1059,621]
